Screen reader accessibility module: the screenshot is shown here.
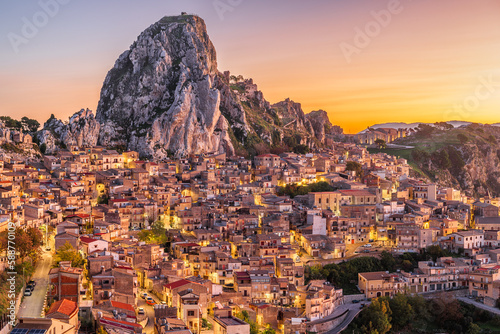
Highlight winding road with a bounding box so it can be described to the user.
[17,250,53,318]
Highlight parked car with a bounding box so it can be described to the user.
[146,297,156,306]
[28,280,36,287]
[24,288,32,296]
[138,307,145,315]
[141,293,148,299]
[27,283,35,291]
[363,244,372,248]
[352,300,359,303]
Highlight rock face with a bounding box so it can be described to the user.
[37,15,342,158]
[407,124,500,196]
[37,109,99,154]
[305,110,343,143]
[96,15,233,159]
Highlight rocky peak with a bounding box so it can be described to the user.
[35,14,343,158]
[306,110,343,142]
[96,14,233,158]
[37,108,99,154]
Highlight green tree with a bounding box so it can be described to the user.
[236,310,258,334]
[138,220,167,245]
[53,242,85,268]
[201,318,212,330]
[431,149,451,169]
[359,298,392,334]
[26,227,44,260]
[0,227,42,262]
[345,161,363,178]
[262,325,276,334]
[407,295,431,323]
[293,144,310,154]
[434,122,453,130]
[249,322,258,334]
[401,260,413,272]
[416,124,435,137]
[433,298,463,327]
[411,148,430,163]
[0,116,22,130]
[96,325,109,334]
[426,245,449,262]
[457,133,469,144]
[389,293,414,329]
[466,323,481,334]
[97,194,109,205]
[375,139,387,149]
[21,116,40,133]
[447,146,465,175]
[380,251,396,272]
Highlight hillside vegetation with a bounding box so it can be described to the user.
[369,124,500,196]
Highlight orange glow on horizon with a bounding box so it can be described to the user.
[1,0,499,134]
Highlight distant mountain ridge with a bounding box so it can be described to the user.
[358,121,479,133]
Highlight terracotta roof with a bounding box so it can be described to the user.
[110,301,135,312]
[46,299,78,317]
[80,236,99,244]
[163,279,191,290]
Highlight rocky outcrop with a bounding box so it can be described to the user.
[36,15,342,158]
[37,109,99,154]
[95,15,233,159]
[409,125,500,196]
[306,110,343,142]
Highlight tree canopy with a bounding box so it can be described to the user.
[0,116,40,133]
[53,242,85,268]
[345,161,363,178]
[277,181,336,198]
[0,226,43,261]
[375,139,387,149]
[138,220,168,245]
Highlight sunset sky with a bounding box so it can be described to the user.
[1,0,499,133]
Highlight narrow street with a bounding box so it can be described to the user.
[17,250,53,318]
[137,288,162,334]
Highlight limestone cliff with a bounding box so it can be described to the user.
[396,124,500,196]
[37,15,342,158]
[37,109,99,154]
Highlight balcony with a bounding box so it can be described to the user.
[471,285,488,291]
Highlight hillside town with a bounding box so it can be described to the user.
[2,140,500,334]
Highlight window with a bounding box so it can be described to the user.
[188,311,195,316]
